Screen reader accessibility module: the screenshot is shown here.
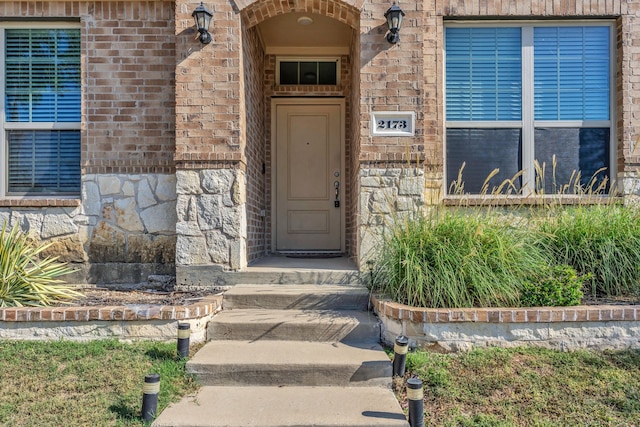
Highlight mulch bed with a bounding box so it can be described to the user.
[66,288,216,306]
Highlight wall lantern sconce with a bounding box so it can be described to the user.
[192,2,213,44]
[384,2,405,44]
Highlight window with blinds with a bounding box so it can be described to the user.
[4,28,81,195]
[445,24,612,195]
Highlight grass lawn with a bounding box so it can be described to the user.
[0,339,199,426]
[2,340,639,426]
[395,346,640,426]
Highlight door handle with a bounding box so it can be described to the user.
[334,181,340,207]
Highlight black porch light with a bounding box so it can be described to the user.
[192,2,213,44]
[384,2,405,44]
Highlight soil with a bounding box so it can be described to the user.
[67,287,217,306]
[63,287,640,307]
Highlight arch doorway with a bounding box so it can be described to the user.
[241,4,360,262]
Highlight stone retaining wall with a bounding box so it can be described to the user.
[0,295,222,343]
[372,295,640,352]
[0,173,177,284]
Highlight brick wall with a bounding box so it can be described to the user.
[358,0,426,168]
[242,25,267,263]
[84,1,176,175]
[0,2,176,176]
[349,30,361,260]
[174,0,243,167]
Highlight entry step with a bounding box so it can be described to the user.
[187,340,391,386]
[208,309,380,342]
[223,284,370,310]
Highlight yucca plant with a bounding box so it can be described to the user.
[0,222,82,307]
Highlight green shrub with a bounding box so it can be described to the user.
[0,222,81,307]
[539,205,640,297]
[370,211,550,308]
[520,264,586,307]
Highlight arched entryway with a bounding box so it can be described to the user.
[239,0,360,263]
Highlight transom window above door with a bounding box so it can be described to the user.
[444,23,614,196]
[276,57,340,85]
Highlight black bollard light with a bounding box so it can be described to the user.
[141,373,160,422]
[407,377,424,427]
[177,322,191,358]
[392,335,409,377]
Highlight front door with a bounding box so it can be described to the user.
[274,100,344,252]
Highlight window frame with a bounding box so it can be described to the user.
[0,21,82,198]
[275,56,341,86]
[443,20,616,196]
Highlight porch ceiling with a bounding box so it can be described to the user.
[257,12,353,55]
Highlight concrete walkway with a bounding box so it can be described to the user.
[153,282,408,427]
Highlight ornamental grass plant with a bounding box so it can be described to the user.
[538,204,640,298]
[0,221,81,307]
[370,159,640,308]
[370,209,550,308]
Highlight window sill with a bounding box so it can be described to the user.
[0,197,81,208]
[442,195,623,207]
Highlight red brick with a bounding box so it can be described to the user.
[487,310,501,323]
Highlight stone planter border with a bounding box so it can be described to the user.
[371,294,640,352]
[0,295,222,343]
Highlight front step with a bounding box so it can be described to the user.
[187,340,392,386]
[153,283,408,427]
[223,284,370,310]
[152,386,408,427]
[208,309,380,342]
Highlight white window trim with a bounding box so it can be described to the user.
[443,20,616,196]
[275,56,341,86]
[0,22,82,198]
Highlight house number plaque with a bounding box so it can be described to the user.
[371,111,415,137]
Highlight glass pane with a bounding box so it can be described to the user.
[279,62,298,85]
[7,130,80,194]
[5,29,81,123]
[299,62,317,84]
[534,26,610,121]
[534,128,610,194]
[445,27,522,121]
[318,61,337,85]
[446,128,522,194]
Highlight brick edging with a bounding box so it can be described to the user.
[371,295,639,323]
[0,295,223,322]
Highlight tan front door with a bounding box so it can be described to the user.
[274,101,344,251]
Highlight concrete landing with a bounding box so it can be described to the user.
[176,257,362,287]
[152,386,408,427]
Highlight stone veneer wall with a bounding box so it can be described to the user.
[175,169,247,281]
[359,167,425,263]
[373,295,640,352]
[0,174,177,284]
